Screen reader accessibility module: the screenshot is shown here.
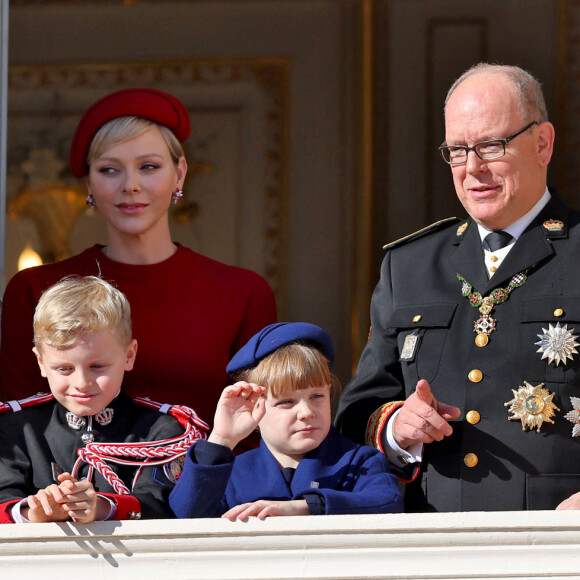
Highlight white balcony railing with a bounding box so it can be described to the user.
[1,511,580,579]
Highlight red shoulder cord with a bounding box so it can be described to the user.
[0,394,209,495]
[73,398,209,494]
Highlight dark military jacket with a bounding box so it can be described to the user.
[336,191,580,512]
[0,390,184,520]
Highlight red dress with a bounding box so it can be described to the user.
[0,244,277,428]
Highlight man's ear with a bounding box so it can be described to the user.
[32,346,47,378]
[536,121,555,168]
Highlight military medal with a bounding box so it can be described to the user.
[535,323,579,366]
[458,272,527,346]
[564,397,580,437]
[504,381,560,433]
[163,456,185,483]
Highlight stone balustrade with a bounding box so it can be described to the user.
[1,511,580,579]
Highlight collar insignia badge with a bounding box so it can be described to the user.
[66,407,114,430]
[95,407,114,426]
[504,381,560,433]
[535,323,579,366]
[542,219,564,232]
[66,412,86,430]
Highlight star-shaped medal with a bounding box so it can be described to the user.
[504,381,560,433]
[535,322,579,366]
[564,397,580,437]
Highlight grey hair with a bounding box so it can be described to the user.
[444,63,548,123]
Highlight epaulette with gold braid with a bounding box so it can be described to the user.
[383,217,461,251]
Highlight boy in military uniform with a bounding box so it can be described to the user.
[0,276,207,523]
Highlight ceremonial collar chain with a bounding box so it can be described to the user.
[457,271,528,346]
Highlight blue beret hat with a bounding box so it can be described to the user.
[226,322,334,375]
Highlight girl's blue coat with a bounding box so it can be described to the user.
[170,427,403,518]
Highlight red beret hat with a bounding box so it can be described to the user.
[69,87,191,178]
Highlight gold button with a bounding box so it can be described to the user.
[491,256,498,262]
[466,410,481,424]
[464,453,478,467]
[475,334,488,347]
[412,315,422,323]
[554,308,564,317]
[468,369,483,383]
[490,266,497,272]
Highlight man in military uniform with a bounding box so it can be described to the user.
[336,63,580,512]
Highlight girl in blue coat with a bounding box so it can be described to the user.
[170,322,403,519]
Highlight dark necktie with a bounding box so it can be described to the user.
[484,230,513,252]
[282,467,296,484]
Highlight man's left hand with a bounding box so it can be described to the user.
[556,491,580,510]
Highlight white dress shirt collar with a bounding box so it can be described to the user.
[476,188,550,278]
[476,187,551,243]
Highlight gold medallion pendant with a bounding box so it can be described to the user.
[535,322,579,366]
[504,381,560,433]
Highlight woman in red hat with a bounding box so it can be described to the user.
[0,88,277,428]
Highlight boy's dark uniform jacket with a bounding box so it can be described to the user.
[336,190,580,512]
[0,391,185,523]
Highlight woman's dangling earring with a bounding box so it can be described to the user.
[172,189,184,205]
[86,193,96,210]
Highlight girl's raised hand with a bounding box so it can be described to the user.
[208,382,266,449]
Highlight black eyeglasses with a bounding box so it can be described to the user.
[439,121,539,166]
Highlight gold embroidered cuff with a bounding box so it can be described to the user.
[365,401,404,451]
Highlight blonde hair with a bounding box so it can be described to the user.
[234,343,340,399]
[33,276,132,349]
[87,116,185,168]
